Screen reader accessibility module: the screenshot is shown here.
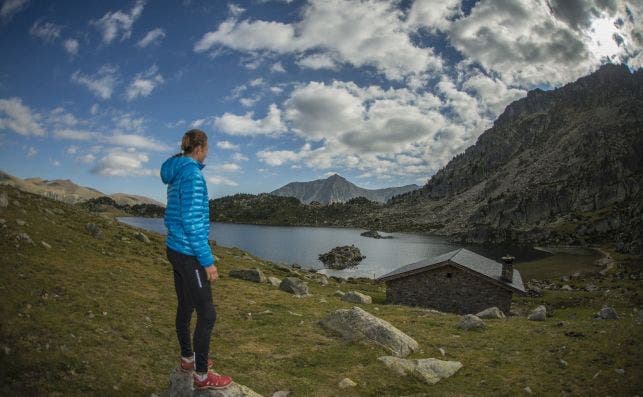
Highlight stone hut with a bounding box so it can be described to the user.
[376,248,526,314]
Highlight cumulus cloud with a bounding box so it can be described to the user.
[63,38,79,55]
[194,0,443,81]
[71,65,119,100]
[91,149,156,177]
[205,174,239,186]
[270,62,286,73]
[137,27,165,48]
[232,152,248,161]
[216,163,241,172]
[296,53,338,70]
[125,65,164,101]
[0,0,28,24]
[0,97,44,136]
[26,146,37,159]
[214,103,286,136]
[91,0,145,44]
[405,0,461,32]
[217,140,239,150]
[29,20,62,42]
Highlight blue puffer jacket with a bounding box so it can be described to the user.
[160,154,214,267]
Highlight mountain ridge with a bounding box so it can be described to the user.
[270,173,420,204]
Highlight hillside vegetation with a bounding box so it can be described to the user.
[0,185,641,396]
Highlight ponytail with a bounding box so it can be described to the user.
[174,129,208,157]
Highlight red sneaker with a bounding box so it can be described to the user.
[193,370,233,390]
[179,357,213,372]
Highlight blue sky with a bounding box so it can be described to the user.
[0,0,640,204]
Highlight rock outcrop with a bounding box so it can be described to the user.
[318,245,365,269]
[318,306,418,357]
[162,366,262,397]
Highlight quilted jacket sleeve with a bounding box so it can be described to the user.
[179,167,214,267]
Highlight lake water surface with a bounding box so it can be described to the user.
[117,217,551,279]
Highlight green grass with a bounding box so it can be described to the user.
[0,185,641,396]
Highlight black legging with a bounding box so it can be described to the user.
[166,246,217,373]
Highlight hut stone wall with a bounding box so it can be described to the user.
[384,262,513,314]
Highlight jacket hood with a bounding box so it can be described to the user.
[160,154,205,184]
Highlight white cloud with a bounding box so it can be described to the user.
[48,107,79,126]
[270,62,286,73]
[90,104,99,115]
[214,103,286,136]
[26,146,37,159]
[0,0,28,24]
[137,27,165,48]
[76,153,96,164]
[206,175,239,186]
[66,145,78,154]
[52,159,60,166]
[194,0,443,81]
[217,140,239,150]
[71,65,119,100]
[232,152,248,161]
[91,0,146,44]
[125,65,164,101]
[63,38,79,55]
[0,97,44,136]
[296,53,338,70]
[53,128,99,140]
[29,20,62,42]
[91,149,155,177]
[217,163,241,172]
[103,133,169,151]
[257,143,312,166]
[405,0,461,32]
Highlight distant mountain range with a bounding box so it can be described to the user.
[270,173,420,204]
[0,170,165,207]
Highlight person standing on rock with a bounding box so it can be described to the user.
[160,129,232,390]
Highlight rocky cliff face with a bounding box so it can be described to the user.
[386,64,642,253]
[271,173,420,204]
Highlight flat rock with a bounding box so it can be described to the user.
[475,307,505,319]
[267,276,281,287]
[528,305,547,321]
[378,356,462,385]
[229,268,266,284]
[163,366,262,397]
[279,277,310,295]
[333,290,345,297]
[341,291,372,304]
[318,306,418,357]
[594,305,618,320]
[338,378,357,388]
[458,314,485,330]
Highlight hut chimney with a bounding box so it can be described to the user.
[501,254,514,282]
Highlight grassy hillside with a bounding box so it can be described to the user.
[0,185,641,396]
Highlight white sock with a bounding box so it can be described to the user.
[195,372,208,381]
[181,353,195,362]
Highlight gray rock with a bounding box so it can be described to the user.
[135,232,150,243]
[377,356,463,385]
[0,192,7,208]
[318,306,419,357]
[458,314,485,330]
[279,277,310,296]
[41,241,51,249]
[229,268,266,284]
[338,378,357,388]
[341,291,372,304]
[318,245,365,269]
[561,284,573,291]
[595,305,618,320]
[162,365,262,397]
[271,391,291,397]
[475,307,505,319]
[528,305,547,321]
[15,232,34,245]
[16,219,26,226]
[85,223,102,239]
[315,274,329,285]
[333,290,345,297]
[267,276,281,287]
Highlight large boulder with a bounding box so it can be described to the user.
[162,365,262,397]
[318,306,418,357]
[279,277,310,296]
[229,268,266,284]
[475,307,505,319]
[85,223,102,239]
[341,291,372,304]
[360,230,393,239]
[528,305,547,321]
[377,356,463,385]
[594,305,618,320]
[318,245,366,269]
[458,314,485,330]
